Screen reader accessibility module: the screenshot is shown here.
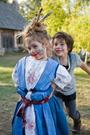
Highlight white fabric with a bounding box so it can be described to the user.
[54,64,71,90]
[25,56,47,135]
[25,91,32,100]
[25,56,47,90]
[25,105,36,135]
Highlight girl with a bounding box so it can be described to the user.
[52,32,90,133]
[11,11,71,135]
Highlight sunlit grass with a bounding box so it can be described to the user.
[0,67,13,86]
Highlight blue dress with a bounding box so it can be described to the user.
[12,57,69,135]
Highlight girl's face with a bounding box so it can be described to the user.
[53,38,68,57]
[27,41,46,60]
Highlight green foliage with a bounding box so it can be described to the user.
[19,0,41,20]
[41,0,67,36]
[41,0,90,51]
[19,0,90,52]
[62,15,90,52]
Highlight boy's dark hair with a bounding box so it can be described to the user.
[52,32,74,52]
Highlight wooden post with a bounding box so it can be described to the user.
[14,31,18,48]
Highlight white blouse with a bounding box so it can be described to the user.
[12,56,71,92]
[25,56,47,90]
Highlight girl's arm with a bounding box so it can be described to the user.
[80,62,90,75]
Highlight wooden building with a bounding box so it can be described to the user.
[0,1,26,54]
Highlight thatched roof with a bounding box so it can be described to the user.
[0,2,26,30]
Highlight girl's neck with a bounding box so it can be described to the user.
[59,55,68,66]
[34,53,48,61]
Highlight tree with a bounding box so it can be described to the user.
[41,0,90,51]
[19,0,90,52]
[41,0,67,36]
[62,15,90,52]
[19,0,41,20]
[61,0,90,52]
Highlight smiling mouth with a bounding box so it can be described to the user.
[32,53,38,56]
[31,51,40,57]
[55,49,62,52]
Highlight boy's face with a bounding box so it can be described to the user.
[53,38,68,57]
[27,40,46,60]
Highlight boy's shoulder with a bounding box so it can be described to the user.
[69,52,80,59]
[69,52,82,67]
[69,52,78,56]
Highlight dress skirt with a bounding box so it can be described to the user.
[12,96,69,135]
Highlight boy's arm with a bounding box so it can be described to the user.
[80,62,90,75]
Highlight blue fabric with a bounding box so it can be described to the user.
[12,57,69,135]
[16,57,27,97]
[12,101,23,135]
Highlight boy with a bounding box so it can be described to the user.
[52,32,90,133]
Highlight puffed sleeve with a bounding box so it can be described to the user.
[12,63,19,87]
[53,65,71,89]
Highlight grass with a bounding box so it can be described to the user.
[0,53,90,135]
[0,53,25,135]
[71,69,90,134]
